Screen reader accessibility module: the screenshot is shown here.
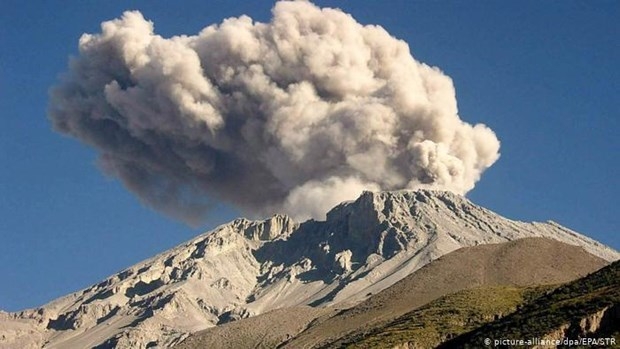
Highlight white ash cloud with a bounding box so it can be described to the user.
[49,1,500,223]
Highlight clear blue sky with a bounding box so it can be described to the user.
[1,1,618,312]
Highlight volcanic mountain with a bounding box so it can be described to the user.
[0,190,617,349]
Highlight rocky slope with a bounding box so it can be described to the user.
[174,306,334,349]
[0,190,617,349]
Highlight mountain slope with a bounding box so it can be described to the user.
[0,190,617,349]
[174,306,334,349]
[440,260,620,349]
[179,237,607,349]
[278,237,610,348]
[341,285,553,349]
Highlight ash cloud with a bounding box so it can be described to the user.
[49,1,500,223]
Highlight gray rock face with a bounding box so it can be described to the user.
[1,190,618,349]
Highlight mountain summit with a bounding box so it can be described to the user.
[1,190,617,348]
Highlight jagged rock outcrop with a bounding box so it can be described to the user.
[537,305,620,348]
[0,190,617,349]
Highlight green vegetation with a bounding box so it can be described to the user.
[340,285,554,349]
[441,261,620,348]
[335,262,619,349]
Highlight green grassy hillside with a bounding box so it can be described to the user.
[335,285,553,349]
[333,262,619,349]
[440,261,619,349]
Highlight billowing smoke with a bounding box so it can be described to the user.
[49,1,500,224]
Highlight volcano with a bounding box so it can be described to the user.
[0,190,617,349]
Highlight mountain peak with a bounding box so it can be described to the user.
[326,189,467,221]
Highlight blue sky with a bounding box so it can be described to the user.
[1,0,618,312]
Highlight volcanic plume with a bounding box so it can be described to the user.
[49,1,500,223]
